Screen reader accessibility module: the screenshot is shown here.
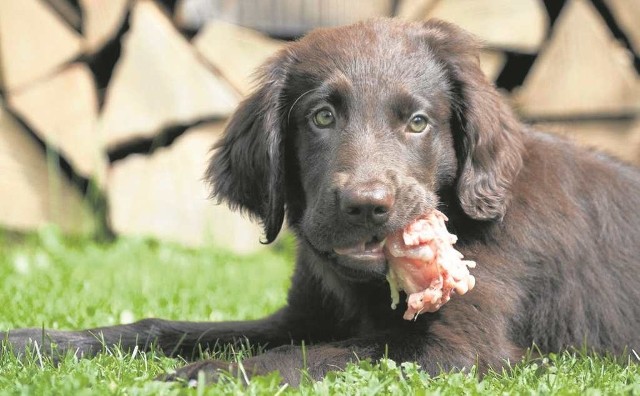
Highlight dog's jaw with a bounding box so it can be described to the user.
[300,232,388,283]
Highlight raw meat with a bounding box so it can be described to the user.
[384,210,476,320]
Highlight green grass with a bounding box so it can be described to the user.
[1,227,639,395]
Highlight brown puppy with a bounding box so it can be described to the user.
[4,19,640,385]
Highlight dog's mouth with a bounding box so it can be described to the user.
[332,235,387,261]
[329,234,388,282]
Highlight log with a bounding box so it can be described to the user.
[479,50,506,82]
[107,122,264,252]
[604,0,640,54]
[43,0,82,30]
[535,119,640,165]
[99,0,240,150]
[396,0,439,20]
[515,0,640,119]
[0,102,95,233]
[8,64,106,184]
[193,21,284,97]
[0,0,82,91]
[425,0,548,53]
[79,0,130,54]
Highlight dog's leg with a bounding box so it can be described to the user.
[1,308,298,360]
[163,285,525,385]
[165,327,523,386]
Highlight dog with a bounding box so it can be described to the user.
[3,18,640,385]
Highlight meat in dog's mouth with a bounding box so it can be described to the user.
[333,236,387,260]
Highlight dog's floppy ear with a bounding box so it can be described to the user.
[206,49,293,243]
[422,20,524,221]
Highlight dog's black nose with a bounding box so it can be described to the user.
[339,182,395,226]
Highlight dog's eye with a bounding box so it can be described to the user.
[408,115,429,133]
[313,109,335,128]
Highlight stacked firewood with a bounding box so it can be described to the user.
[397,0,640,163]
[0,0,273,251]
[0,0,638,251]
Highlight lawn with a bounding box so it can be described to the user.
[0,227,638,395]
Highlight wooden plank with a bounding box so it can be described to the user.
[604,0,640,54]
[193,21,284,97]
[79,0,130,54]
[8,64,106,183]
[99,0,240,149]
[0,102,95,233]
[426,0,548,53]
[107,122,264,252]
[0,0,82,91]
[515,0,640,119]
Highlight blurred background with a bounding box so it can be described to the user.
[1,0,639,253]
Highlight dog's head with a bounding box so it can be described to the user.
[207,19,523,280]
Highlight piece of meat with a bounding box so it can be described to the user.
[384,210,476,320]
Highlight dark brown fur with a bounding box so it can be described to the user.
[4,19,640,385]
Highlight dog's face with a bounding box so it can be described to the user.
[282,25,458,278]
[208,19,524,281]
